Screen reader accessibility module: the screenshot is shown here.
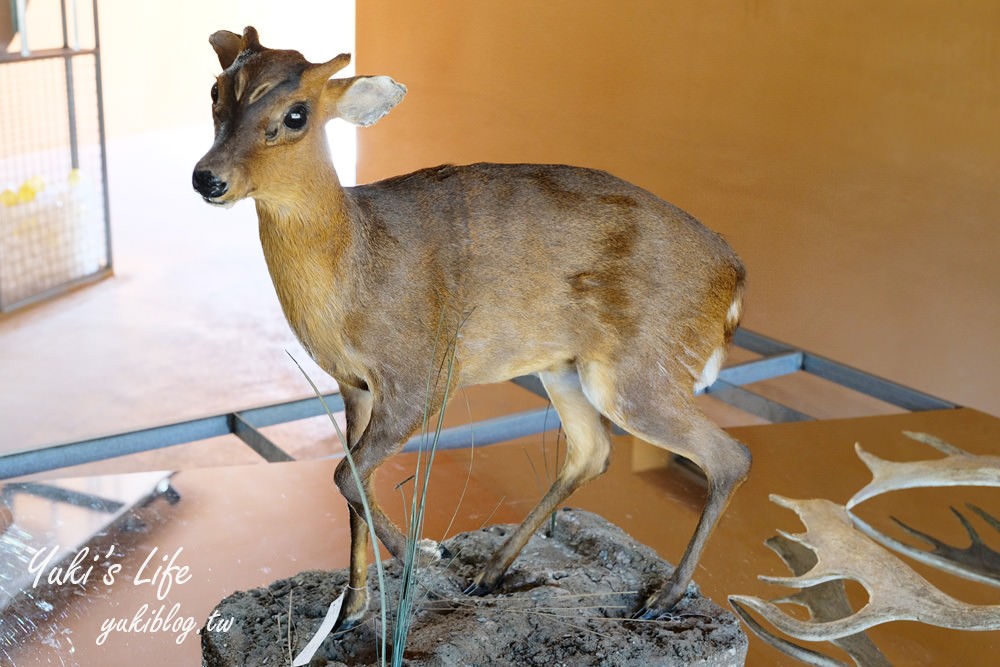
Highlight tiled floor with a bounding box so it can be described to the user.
[0,127,906,482]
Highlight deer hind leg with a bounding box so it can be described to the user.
[466,364,612,596]
[578,359,751,618]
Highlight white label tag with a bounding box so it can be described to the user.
[292,591,345,667]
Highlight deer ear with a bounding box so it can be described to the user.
[323,76,407,126]
[209,30,242,69]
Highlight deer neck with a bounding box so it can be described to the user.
[255,142,354,256]
[254,161,359,369]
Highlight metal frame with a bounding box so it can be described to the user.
[0,328,956,480]
[0,0,114,314]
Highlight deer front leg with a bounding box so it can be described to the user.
[332,381,451,631]
[337,505,371,632]
[332,383,374,632]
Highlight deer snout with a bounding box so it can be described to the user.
[192,169,229,200]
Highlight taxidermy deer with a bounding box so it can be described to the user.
[193,27,750,631]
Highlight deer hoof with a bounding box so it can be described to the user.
[631,603,663,621]
[632,580,693,619]
[333,605,366,635]
[463,575,498,597]
[463,581,491,597]
[332,614,362,635]
[333,585,368,634]
[632,594,677,620]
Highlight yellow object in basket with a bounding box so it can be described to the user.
[0,176,46,206]
[25,175,45,193]
[16,183,36,203]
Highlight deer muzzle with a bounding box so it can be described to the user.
[192,169,229,201]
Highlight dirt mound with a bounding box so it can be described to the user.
[202,508,746,666]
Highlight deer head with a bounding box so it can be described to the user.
[192,26,406,208]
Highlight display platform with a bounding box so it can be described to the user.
[1,408,997,666]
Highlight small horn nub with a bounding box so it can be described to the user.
[241,26,262,52]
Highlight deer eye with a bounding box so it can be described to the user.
[211,83,219,103]
[283,104,308,130]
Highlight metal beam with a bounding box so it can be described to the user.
[0,415,230,480]
[731,330,954,412]
[716,352,804,387]
[401,407,563,454]
[0,391,343,480]
[229,413,294,463]
[802,354,955,411]
[732,329,795,356]
[240,392,345,428]
[706,380,814,423]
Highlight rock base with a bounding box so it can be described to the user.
[202,508,746,666]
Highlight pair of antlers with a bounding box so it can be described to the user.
[730,432,1000,665]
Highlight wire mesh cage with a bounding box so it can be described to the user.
[0,0,111,313]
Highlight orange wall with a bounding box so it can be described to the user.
[357,0,1000,416]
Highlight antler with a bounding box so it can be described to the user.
[730,533,891,667]
[729,495,1000,642]
[851,503,1000,588]
[847,431,1000,509]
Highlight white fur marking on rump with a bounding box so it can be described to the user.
[694,347,725,394]
[726,297,743,327]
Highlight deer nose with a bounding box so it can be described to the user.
[192,170,228,199]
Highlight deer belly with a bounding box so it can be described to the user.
[457,335,570,386]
